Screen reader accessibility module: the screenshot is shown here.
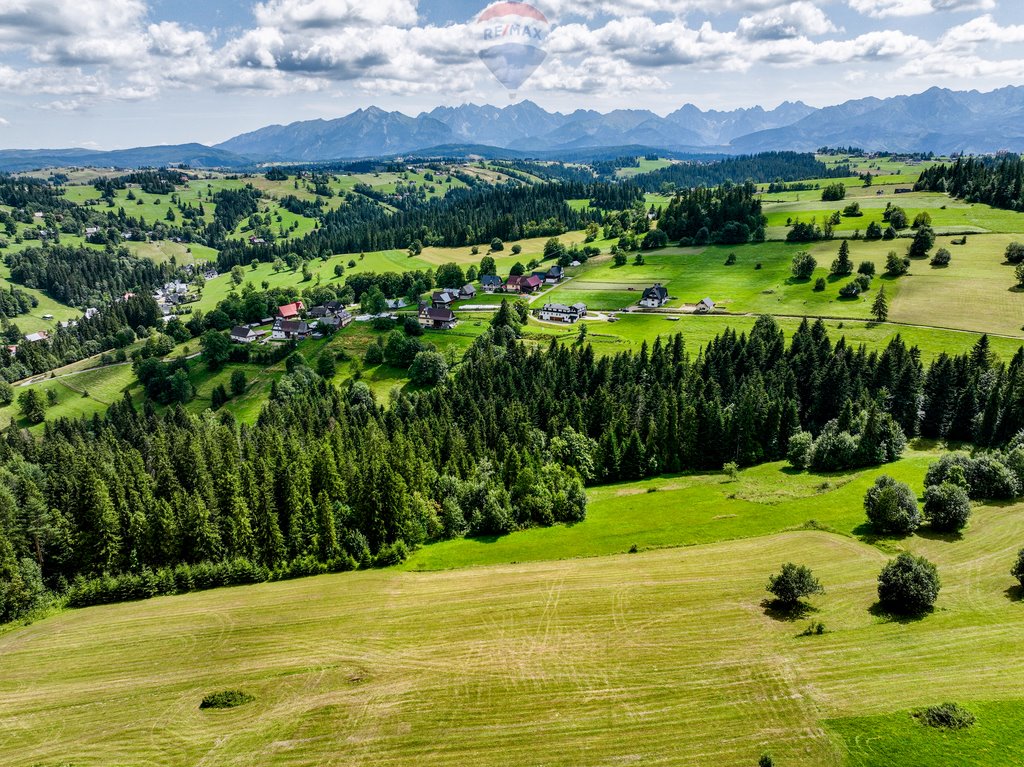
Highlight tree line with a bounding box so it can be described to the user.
[915,155,1024,211]
[633,152,850,193]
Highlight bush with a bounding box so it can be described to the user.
[864,475,920,534]
[877,553,940,615]
[1005,241,1024,264]
[373,540,409,568]
[922,482,971,532]
[200,690,254,710]
[813,277,826,292]
[1011,547,1024,587]
[915,703,976,730]
[791,251,817,280]
[931,247,951,266]
[409,351,448,386]
[857,261,876,277]
[766,563,824,606]
[800,620,826,636]
[838,281,860,298]
[787,431,813,470]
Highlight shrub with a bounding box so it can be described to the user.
[864,475,920,534]
[813,277,826,292]
[725,252,737,265]
[915,703,976,730]
[922,482,971,533]
[838,281,861,298]
[766,563,824,606]
[200,690,254,710]
[1011,547,1024,587]
[791,251,817,280]
[1005,241,1024,264]
[931,247,951,266]
[877,553,940,615]
[800,620,826,636]
[857,261,876,277]
[758,754,774,767]
[787,431,814,470]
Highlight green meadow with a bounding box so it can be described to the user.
[4,450,1024,766]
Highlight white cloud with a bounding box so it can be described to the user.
[737,2,838,40]
[941,14,1024,49]
[0,0,149,64]
[0,117,9,126]
[252,0,418,30]
[849,0,994,17]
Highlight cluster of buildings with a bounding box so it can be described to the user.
[480,265,565,295]
[155,280,197,317]
[230,299,354,344]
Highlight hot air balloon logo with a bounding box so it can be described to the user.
[475,1,550,97]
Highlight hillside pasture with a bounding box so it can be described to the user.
[4,453,1024,766]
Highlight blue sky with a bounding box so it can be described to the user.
[0,0,1022,149]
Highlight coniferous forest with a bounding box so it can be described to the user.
[3,312,1024,622]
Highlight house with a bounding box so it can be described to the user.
[459,284,477,300]
[505,274,542,294]
[230,326,261,344]
[202,269,219,281]
[537,303,586,323]
[336,309,353,327]
[84,226,99,236]
[272,319,311,341]
[84,308,99,320]
[695,297,716,314]
[277,301,305,319]
[324,299,347,313]
[639,284,669,308]
[385,298,408,310]
[545,265,564,284]
[431,290,458,309]
[419,306,458,330]
[317,309,353,330]
[24,331,49,344]
[480,274,503,293]
[307,305,330,319]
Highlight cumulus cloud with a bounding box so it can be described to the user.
[849,0,994,17]
[0,117,9,126]
[941,14,1024,49]
[0,0,1017,110]
[737,2,838,40]
[253,0,418,29]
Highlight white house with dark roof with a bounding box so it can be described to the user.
[639,284,669,308]
[537,303,586,323]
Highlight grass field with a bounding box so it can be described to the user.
[4,450,1024,766]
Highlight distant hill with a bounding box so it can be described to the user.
[6,86,1024,172]
[0,144,249,173]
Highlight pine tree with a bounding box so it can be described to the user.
[871,286,888,322]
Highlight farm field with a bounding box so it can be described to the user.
[541,233,1024,337]
[527,312,1024,363]
[3,451,1024,766]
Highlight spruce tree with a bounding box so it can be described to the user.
[871,286,888,322]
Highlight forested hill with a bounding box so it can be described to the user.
[633,152,850,192]
[915,154,1024,211]
[216,181,640,269]
[3,315,1023,622]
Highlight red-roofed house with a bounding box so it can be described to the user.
[277,301,305,319]
[505,274,542,294]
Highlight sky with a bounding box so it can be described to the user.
[0,0,1022,149]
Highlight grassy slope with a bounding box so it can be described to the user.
[4,452,1024,766]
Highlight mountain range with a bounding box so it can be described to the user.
[4,86,1024,171]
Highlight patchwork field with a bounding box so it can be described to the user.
[3,452,1024,766]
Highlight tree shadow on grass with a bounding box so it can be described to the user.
[869,601,933,624]
[914,526,965,543]
[761,598,818,622]
[852,522,914,546]
[1004,585,1023,603]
